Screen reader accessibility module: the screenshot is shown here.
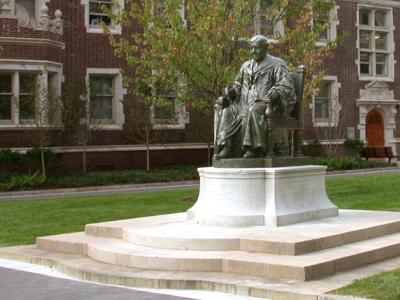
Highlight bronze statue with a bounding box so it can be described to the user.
[214,35,296,159]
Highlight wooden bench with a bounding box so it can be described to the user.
[360,146,397,163]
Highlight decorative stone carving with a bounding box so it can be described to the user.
[0,0,13,17]
[357,81,400,148]
[15,3,63,34]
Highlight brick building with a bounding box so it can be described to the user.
[0,0,399,171]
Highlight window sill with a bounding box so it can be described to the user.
[86,26,121,35]
[313,121,338,127]
[0,124,62,130]
[89,124,123,130]
[359,76,394,82]
[152,123,186,130]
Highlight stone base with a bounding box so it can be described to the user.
[187,165,338,226]
[2,210,400,299]
[212,156,312,168]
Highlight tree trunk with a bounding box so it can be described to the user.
[40,148,46,179]
[146,124,150,172]
[83,146,87,173]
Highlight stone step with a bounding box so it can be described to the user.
[36,231,400,281]
[84,211,400,255]
[6,244,389,300]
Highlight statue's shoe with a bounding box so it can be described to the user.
[243,149,256,158]
[214,147,232,160]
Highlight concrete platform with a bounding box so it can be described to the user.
[0,210,399,299]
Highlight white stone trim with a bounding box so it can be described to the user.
[356,82,400,146]
[315,5,340,47]
[86,68,126,130]
[356,4,395,81]
[0,37,65,49]
[151,99,189,130]
[9,143,213,153]
[347,0,400,8]
[80,0,124,35]
[0,59,63,128]
[312,76,341,127]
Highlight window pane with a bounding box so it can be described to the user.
[376,54,388,76]
[375,32,387,50]
[317,83,330,99]
[360,52,371,63]
[376,53,387,63]
[154,98,176,120]
[90,97,113,120]
[260,0,273,11]
[16,0,35,17]
[375,10,386,27]
[360,31,371,49]
[360,9,370,26]
[90,77,113,95]
[20,74,36,93]
[19,95,35,119]
[315,100,329,119]
[0,95,11,120]
[261,15,274,36]
[0,75,12,93]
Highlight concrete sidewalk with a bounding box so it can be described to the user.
[0,167,399,201]
[0,266,193,300]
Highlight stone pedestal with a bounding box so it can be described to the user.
[187,165,338,226]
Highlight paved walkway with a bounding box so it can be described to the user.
[0,167,399,202]
[0,266,193,300]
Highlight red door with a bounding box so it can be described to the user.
[366,111,384,147]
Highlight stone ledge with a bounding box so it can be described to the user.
[212,156,312,168]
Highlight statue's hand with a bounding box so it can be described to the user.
[216,96,230,108]
[266,89,278,102]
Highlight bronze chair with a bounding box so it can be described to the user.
[265,65,306,157]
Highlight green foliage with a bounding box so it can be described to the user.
[312,156,394,171]
[302,139,325,157]
[105,0,338,113]
[25,148,58,164]
[344,139,365,157]
[0,149,25,165]
[0,171,45,191]
[0,165,199,191]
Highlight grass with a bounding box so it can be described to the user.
[335,269,400,300]
[1,173,400,298]
[0,189,196,247]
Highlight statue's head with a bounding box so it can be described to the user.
[249,35,268,63]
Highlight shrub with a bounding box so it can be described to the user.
[344,139,365,157]
[312,156,394,171]
[302,140,325,157]
[0,149,25,165]
[25,148,58,164]
[0,172,45,191]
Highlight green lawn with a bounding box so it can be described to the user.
[0,190,196,247]
[1,173,400,299]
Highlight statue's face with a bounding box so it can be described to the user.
[250,41,267,63]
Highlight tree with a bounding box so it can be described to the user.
[19,70,61,179]
[104,0,340,147]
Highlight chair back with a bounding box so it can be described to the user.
[289,66,305,120]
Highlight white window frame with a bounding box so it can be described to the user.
[0,59,63,129]
[81,0,124,34]
[254,0,284,42]
[86,68,125,129]
[151,96,189,130]
[315,5,339,47]
[356,4,395,82]
[312,76,341,127]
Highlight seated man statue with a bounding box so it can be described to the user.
[215,35,296,159]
